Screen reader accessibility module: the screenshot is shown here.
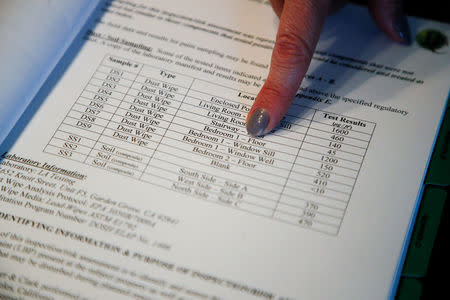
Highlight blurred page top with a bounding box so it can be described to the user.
[0,0,101,145]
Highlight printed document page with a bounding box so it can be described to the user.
[1,0,449,299]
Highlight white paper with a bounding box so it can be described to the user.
[1,1,449,299]
[0,0,101,144]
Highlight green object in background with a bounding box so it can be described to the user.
[416,29,448,52]
[395,278,423,300]
[402,187,447,277]
[425,106,450,186]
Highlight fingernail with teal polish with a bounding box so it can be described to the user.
[246,108,269,137]
[395,14,412,45]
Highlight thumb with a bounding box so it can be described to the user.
[246,0,331,137]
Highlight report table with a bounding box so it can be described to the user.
[45,55,376,235]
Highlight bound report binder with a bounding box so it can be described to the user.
[1,1,449,299]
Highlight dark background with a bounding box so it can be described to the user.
[351,0,449,23]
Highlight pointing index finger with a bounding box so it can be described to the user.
[246,0,331,137]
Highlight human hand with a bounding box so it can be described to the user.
[246,0,411,137]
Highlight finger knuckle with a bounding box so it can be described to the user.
[273,32,314,65]
[262,83,293,104]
